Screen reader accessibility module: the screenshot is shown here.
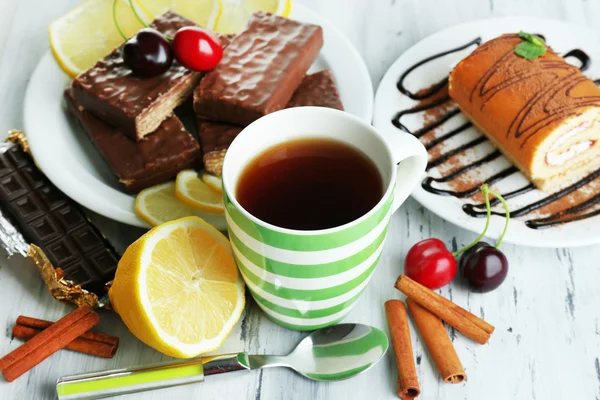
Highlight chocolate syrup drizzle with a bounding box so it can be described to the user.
[392,37,600,229]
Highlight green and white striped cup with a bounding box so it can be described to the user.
[222,107,427,331]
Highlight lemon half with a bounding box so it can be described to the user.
[109,216,245,358]
[215,0,292,34]
[138,0,221,29]
[49,0,150,77]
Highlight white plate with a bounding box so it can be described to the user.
[374,17,600,248]
[23,4,373,229]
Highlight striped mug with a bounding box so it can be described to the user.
[222,107,427,331]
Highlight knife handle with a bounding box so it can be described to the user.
[56,353,250,400]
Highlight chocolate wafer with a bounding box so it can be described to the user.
[287,70,344,110]
[197,121,242,176]
[71,12,229,140]
[197,70,343,176]
[65,90,201,194]
[194,12,323,125]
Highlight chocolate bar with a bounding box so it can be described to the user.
[65,90,200,194]
[198,70,343,176]
[71,12,228,140]
[194,12,323,125]
[0,138,118,296]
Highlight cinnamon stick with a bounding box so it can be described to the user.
[406,298,466,384]
[15,316,119,347]
[0,305,99,381]
[12,326,117,359]
[385,300,420,399]
[395,275,493,344]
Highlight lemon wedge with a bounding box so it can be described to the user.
[175,170,224,213]
[49,0,149,77]
[202,173,223,194]
[135,182,225,229]
[215,0,292,34]
[138,0,222,29]
[109,216,244,357]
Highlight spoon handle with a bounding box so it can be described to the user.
[56,353,251,400]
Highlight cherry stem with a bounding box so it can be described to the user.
[487,188,511,248]
[127,0,174,40]
[451,184,511,257]
[128,0,149,28]
[452,184,492,257]
[113,0,128,41]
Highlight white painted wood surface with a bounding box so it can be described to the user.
[0,0,599,399]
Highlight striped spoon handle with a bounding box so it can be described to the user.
[56,353,251,400]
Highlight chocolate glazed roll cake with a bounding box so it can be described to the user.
[449,34,600,192]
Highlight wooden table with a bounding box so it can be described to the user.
[0,0,599,399]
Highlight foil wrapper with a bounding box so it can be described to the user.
[0,131,116,308]
[27,244,103,308]
[0,207,28,257]
[7,129,30,155]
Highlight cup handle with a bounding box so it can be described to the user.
[381,128,428,214]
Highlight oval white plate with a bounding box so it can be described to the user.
[374,17,600,248]
[24,4,373,229]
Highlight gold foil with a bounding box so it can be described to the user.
[7,129,30,154]
[27,244,101,308]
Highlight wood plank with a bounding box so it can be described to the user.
[0,0,598,399]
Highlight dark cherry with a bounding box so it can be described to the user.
[122,28,173,77]
[458,241,491,271]
[460,241,508,293]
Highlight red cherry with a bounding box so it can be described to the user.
[404,238,457,289]
[172,26,223,71]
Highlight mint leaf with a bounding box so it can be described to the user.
[515,31,547,59]
[515,41,546,59]
[518,31,534,40]
[518,31,546,47]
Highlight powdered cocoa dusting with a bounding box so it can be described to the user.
[533,171,600,219]
[415,83,456,146]
[410,82,483,193]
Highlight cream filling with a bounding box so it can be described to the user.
[546,141,593,166]
[546,121,595,166]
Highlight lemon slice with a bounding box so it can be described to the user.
[135,182,225,229]
[109,216,244,357]
[202,173,223,194]
[49,0,149,77]
[138,0,222,29]
[176,170,224,213]
[215,0,292,34]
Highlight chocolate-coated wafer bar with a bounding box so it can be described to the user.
[71,12,228,140]
[65,90,200,194]
[198,70,343,175]
[287,70,344,110]
[197,121,243,176]
[194,12,323,125]
[0,140,118,296]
